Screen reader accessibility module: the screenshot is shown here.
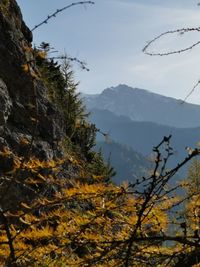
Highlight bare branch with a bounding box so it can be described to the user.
[181,79,200,103]
[0,209,16,265]
[31,1,95,32]
[49,56,90,71]
[143,26,200,103]
[143,27,200,56]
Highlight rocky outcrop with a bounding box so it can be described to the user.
[0,0,66,160]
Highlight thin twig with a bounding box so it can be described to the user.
[0,209,16,265]
[143,27,200,56]
[49,56,90,71]
[181,79,200,103]
[31,1,95,32]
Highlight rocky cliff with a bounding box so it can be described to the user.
[0,0,102,211]
[0,0,70,163]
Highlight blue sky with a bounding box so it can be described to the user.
[17,0,200,103]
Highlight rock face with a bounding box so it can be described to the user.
[0,0,66,160]
[0,79,12,125]
[0,0,82,212]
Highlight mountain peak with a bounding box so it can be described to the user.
[84,84,200,128]
[102,84,150,95]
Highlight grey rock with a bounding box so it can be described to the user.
[0,0,86,213]
[0,78,12,125]
[0,0,66,160]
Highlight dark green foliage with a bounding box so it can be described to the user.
[60,60,88,135]
[71,122,97,157]
[86,149,116,183]
[35,44,96,157]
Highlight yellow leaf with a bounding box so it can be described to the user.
[19,217,31,225]
[22,63,29,73]
[37,51,47,59]
[21,202,32,209]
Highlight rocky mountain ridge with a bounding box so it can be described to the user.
[84,84,200,128]
[90,108,200,158]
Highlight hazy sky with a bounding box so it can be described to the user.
[17,0,200,104]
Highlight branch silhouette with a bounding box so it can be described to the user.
[31,1,95,32]
[125,135,200,267]
[143,27,200,56]
[49,56,90,71]
[181,79,200,103]
[143,25,200,102]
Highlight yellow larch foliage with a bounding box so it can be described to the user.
[0,147,187,266]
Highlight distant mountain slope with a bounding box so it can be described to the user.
[84,84,200,128]
[90,109,200,164]
[94,141,150,184]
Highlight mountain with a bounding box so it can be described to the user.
[90,109,200,171]
[84,84,200,128]
[94,141,150,184]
